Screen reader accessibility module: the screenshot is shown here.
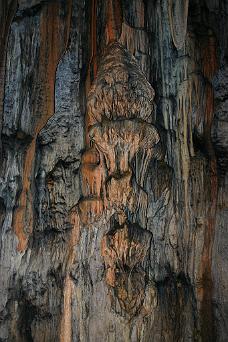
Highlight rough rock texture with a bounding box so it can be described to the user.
[0,0,227,341]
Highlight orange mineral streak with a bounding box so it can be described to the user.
[198,38,218,340]
[79,146,106,224]
[82,0,108,224]
[199,156,217,341]
[203,83,214,137]
[69,208,81,248]
[59,210,80,342]
[83,0,123,202]
[81,162,103,196]
[13,140,36,252]
[38,0,72,129]
[79,197,104,225]
[91,0,98,79]
[85,0,98,145]
[85,0,97,93]
[13,1,72,252]
[105,0,122,44]
[60,275,73,342]
[202,33,217,81]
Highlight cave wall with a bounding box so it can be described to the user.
[0,0,227,341]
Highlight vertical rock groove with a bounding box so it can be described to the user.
[0,0,17,160]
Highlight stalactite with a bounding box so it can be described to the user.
[168,0,189,50]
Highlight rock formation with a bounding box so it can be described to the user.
[0,0,227,341]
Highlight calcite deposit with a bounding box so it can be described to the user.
[0,0,227,341]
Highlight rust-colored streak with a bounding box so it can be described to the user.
[13,0,72,252]
[13,140,36,252]
[81,148,105,198]
[85,0,97,95]
[81,0,100,224]
[91,0,98,80]
[38,3,61,125]
[106,0,122,44]
[200,158,217,341]
[60,209,80,341]
[202,33,217,81]
[85,0,123,146]
[0,0,17,161]
[85,0,98,146]
[203,84,217,165]
[38,0,72,131]
[60,275,73,342]
[198,36,218,340]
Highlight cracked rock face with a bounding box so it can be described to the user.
[0,0,228,341]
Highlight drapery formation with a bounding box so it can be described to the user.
[0,1,227,341]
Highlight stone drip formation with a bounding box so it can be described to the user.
[79,42,160,317]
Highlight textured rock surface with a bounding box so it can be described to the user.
[0,0,227,341]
